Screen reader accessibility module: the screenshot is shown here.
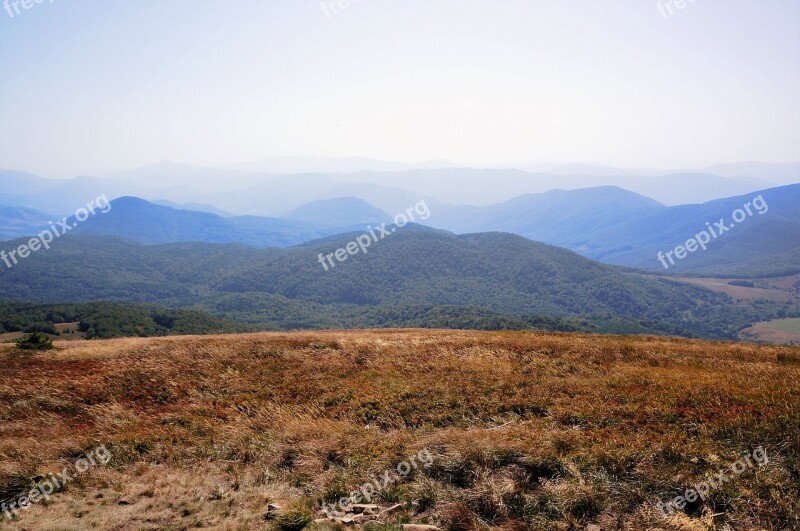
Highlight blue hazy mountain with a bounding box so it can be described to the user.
[68,197,327,247]
[286,197,390,227]
[0,205,55,240]
[427,184,800,276]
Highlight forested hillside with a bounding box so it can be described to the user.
[1,231,795,339]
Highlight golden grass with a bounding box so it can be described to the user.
[0,329,798,530]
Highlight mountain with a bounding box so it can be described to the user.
[1,229,788,339]
[0,205,54,240]
[0,170,61,195]
[0,175,128,216]
[69,196,327,247]
[428,186,664,241]
[700,161,800,185]
[0,171,67,213]
[3,176,796,277]
[425,184,800,276]
[588,184,800,275]
[319,168,768,206]
[286,197,390,227]
[151,200,232,217]
[0,196,407,248]
[218,229,720,319]
[611,172,770,206]
[0,161,781,219]
[312,183,434,218]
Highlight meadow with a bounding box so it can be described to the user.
[0,330,798,530]
[762,318,800,334]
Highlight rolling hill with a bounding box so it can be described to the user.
[1,228,793,339]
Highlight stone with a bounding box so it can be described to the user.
[351,503,380,514]
[402,525,441,531]
[381,503,404,515]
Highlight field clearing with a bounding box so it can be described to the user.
[671,276,795,303]
[0,323,85,344]
[0,330,798,530]
[742,318,800,345]
[762,318,800,334]
[760,274,800,292]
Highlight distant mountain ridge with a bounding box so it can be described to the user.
[0,205,54,240]
[429,186,664,240]
[286,197,390,226]
[428,184,800,276]
[69,196,381,247]
[0,159,789,218]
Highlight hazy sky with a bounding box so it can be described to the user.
[1,0,799,177]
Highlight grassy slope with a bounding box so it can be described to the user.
[0,330,798,530]
[764,318,800,333]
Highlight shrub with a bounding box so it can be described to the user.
[15,330,54,351]
[274,501,313,531]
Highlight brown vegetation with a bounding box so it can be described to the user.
[0,330,798,530]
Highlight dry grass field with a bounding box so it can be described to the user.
[0,330,799,530]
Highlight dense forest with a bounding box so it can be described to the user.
[0,231,797,340]
[0,302,250,339]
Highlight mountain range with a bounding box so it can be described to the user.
[1,161,797,341]
[2,159,795,218]
[2,182,797,276]
[429,184,800,276]
[71,196,390,247]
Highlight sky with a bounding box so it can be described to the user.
[0,0,799,178]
